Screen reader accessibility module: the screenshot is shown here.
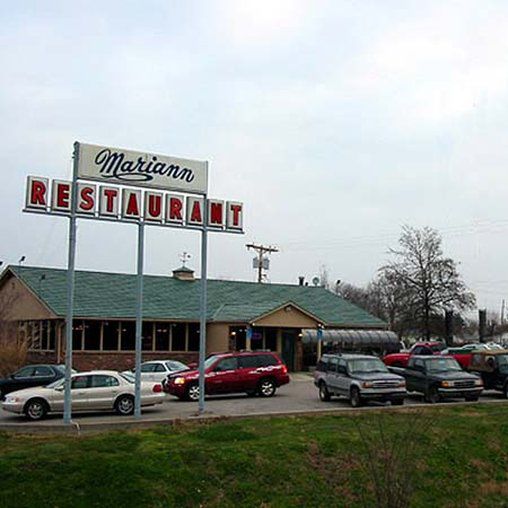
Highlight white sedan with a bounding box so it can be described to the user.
[1,370,166,421]
[130,360,189,383]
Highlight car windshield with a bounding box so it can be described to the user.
[46,378,65,389]
[426,358,462,372]
[120,372,135,383]
[204,355,219,369]
[348,359,388,374]
[54,365,77,374]
[166,361,187,371]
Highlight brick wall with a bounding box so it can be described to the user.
[27,351,199,371]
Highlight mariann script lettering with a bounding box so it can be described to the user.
[94,149,196,183]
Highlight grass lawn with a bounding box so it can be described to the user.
[1,404,508,507]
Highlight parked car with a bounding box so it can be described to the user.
[314,354,407,407]
[383,341,476,369]
[125,360,189,383]
[383,341,446,368]
[0,364,75,400]
[1,370,165,421]
[467,350,508,397]
[163,351,290,401]
[389,356,483,403]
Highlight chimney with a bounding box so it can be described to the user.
[298,276,305,286]
[172,266,195,281]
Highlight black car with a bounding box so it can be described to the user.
[390,356,483,403]
[467,351,508,397]
[0,364,70,400]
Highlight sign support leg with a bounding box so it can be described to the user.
[64,143,79,424]
[198,196,208,415]
[134,222,145,418]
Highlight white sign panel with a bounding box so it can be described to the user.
[24,176,244,233]
[76,142,208,195]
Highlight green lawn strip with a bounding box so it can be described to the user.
[1,406,508,507]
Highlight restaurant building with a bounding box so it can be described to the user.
[0,265,387,371]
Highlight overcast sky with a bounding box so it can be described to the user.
[2,1,508,313]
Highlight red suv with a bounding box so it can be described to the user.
[163,351,290,401]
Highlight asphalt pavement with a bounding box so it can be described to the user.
[0,373,506,429]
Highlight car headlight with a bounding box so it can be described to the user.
[5,396,20,403]
[441,381,453,388]
[362,382,374,388]
[397,380,406,388]
[474,379,483,386]
[173,377,186,385]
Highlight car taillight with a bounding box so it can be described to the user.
[281,365,288,375]
[153,384,163,393]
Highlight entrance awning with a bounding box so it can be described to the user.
[302,329,400,353]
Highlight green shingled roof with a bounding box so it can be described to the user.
[7,265,386,328]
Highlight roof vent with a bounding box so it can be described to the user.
[172,266,195,281]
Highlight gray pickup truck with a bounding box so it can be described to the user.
[389,356,483,403]
[314,354,407,407]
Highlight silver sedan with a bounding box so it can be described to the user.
[2,370,166,421]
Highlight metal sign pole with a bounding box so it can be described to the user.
[63,142,79,424]
[134,221,145,418]
[198,193,208,415]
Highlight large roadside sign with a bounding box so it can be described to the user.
[23,141,245,423]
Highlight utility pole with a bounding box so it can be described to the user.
[246,243,279,283]
[501,299,505,326]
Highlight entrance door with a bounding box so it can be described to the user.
[281,330,298,371]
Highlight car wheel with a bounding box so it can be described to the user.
[115,395,134,416]
[319,382,331,402]
[186,383,200,402]
[258,378,276,397]
[350,387,363,408]
[24,399,48,421]
[0,388,4,401]
[391,399,404,406]
[426,386,440,404]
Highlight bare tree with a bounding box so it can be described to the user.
[0,288,28,376]
[355,410,430,508]
[381,226,476,340]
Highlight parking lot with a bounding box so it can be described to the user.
[0,373,506,428]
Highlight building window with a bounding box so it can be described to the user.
[171,323,186,351]
[142,322,153,351]
[84,320,101,351]
[229,326,246,351]
[121,322,136,351]
[188,324,200,351]
[250,327,278,351]
[155,322,170,351]
[22,320,57,351]
[48,322,57,350]
[251,329,264,350]
[265,328,277,351]
[72,320,84,351]
[103,321,119,351]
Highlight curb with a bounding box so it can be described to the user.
[1,399,507,435]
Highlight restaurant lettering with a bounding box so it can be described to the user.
[24,176,243,231]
